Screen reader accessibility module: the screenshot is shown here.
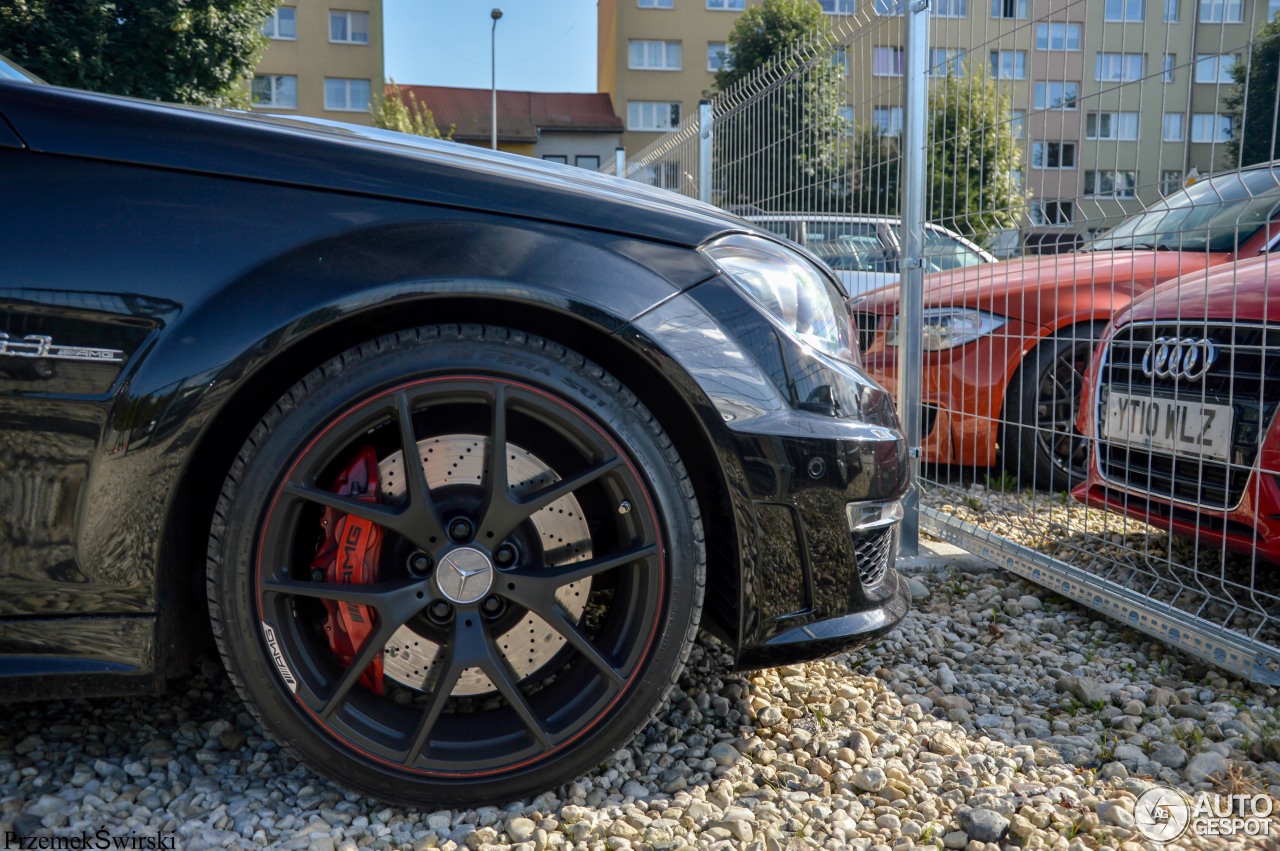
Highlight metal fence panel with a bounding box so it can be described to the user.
[611,0,1280,685]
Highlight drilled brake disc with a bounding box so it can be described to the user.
[377,435,592,696]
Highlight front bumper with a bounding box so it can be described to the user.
[1074,478,1280,562]
[631,277,913,669]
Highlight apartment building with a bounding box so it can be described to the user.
[251,2,385,126]
[599,0,1280,236]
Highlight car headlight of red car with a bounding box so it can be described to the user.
[886,307,1006,351]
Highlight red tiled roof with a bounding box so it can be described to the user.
[390,85,622,143]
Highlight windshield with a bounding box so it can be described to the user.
[922,229,987,271]
[1085,166,1280,253]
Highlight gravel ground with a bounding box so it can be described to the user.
[4,565,1280,851]
[922,481,1280,648]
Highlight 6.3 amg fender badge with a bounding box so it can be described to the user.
[261,621,298,692]
[0,333,124,362]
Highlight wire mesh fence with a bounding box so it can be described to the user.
[609,0,1280,684]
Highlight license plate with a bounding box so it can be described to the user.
[1102,391,1234,461]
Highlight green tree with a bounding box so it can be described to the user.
[0,0,275,106]
[372,81,451,139]
[851,69,1025,242]
[925,69,1025,240]
[712,0,848,211]
[1226,16,1280,168]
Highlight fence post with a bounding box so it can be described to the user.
[615,146,626,179]
[698,100,713,205]
[897,0,929,557]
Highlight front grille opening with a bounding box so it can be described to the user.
[853,526,894,588]
[1096,322,1280,510]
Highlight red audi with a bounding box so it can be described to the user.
[1075,252,1280,559]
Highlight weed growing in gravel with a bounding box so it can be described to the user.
[986,472,1019,492]
[1096,734,1118,763]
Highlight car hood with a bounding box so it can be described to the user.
[0,80,747,247]
[1117,253,1280,326]
[852,249,1230,320]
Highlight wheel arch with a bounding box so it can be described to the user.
[158,296,739,675]
[996,316,1112,425]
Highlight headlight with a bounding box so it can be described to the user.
[700,233,857,364]
[886,308,1006,351]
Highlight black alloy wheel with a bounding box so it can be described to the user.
[1003,324,1104,491]
[207,326,704,806]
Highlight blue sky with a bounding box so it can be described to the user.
[384,0,598,93]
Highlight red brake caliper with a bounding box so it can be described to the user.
[311,446,386,695]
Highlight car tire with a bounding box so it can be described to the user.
[207,325,705,807]
[1001,323,1105,491]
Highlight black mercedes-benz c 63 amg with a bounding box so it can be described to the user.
[0,55,909,806]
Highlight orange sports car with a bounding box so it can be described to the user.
[851,163,1280,489]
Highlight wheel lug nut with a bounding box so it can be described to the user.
[482,595,503,614]
[429,600,453,620]
[494,543,517,566]
[407,552,433,576]
[448,518,473,541]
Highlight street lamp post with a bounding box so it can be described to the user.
[490,8,503,151]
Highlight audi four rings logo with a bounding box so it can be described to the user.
[1140,337,1219,382]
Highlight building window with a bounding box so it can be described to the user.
[252,74,297,108]
[1163,53,1176,82]
[989,50,1027,79]
[1095,53,1144,82]
[991,0,1028,18]
[263,7,296,39]
[838,106,856,135]
[708,42,732,72]
[873,47,905,77]
[1033,81,1079,110]
[1164,0,1180,21]
[819,0,856,12]
[1012,110,1025,138]
[707,0,745,9]
[1035,23,1081,51]
[873,106,904,136]
[542,155,568,164]
[629,40,682,70]
[832,47,849,73]
[1163,112,1185,140]
[324,78,371,111]
[1029,200,1074,225]
[576,155,601,170]
[1191,113,1233,142]
[1105,0,1144,21]
[638,0,674,6]
[1200,0,1244,22]
[929,48,964,76]
[1195,54,1238,83]
[329,10,369,43]
[1086,112,1139,140]
[1085,170,1138,198]
[1031,141,1076,169]
[933,0,967,15]
[1161,170,1184,194]
[628,101,681,131]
